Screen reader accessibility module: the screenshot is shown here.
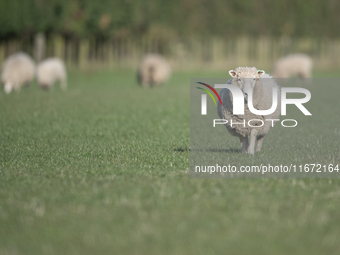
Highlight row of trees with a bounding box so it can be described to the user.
[0,0,339,39]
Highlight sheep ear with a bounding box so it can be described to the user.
[229,70,237,77]
[258,70,265,76]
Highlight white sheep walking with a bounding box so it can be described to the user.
[272,53,313,78]
[217,67,281,155]
[1,52,36,94]
[138,54,171,87]
[37,58,67,90]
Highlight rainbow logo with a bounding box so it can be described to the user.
[196,82,222,106]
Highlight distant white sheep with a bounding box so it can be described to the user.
[217,67,281,155]
[37,58,67,90]
[272,53,313,78]
[1,52,36,94]
[138,54,171,87]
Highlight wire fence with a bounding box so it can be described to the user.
[1,36,340,71]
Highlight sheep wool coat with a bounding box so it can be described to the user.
[217,68,281,138]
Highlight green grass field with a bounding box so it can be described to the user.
[0,70,340,255]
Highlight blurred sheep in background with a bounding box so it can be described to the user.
[37,58,67,91]
[1,52,36,94]
[272,53,313,78]
[138,54,171,87]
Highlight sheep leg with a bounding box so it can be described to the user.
[247,129,258,155]
[256,135,265,152]
[239,136,248,153]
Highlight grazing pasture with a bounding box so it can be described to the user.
[0,70,340,255]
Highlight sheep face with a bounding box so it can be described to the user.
[39,83,50,90]
[229,68,265,102]
[38,77,53,89]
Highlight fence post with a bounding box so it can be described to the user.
[34,33,46,63]
[79,39,89,70]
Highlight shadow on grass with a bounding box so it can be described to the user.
[174,147,190,152]
[174,147,241,153]
[205,147,241,153]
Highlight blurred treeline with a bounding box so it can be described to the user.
[1,0,340,70]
